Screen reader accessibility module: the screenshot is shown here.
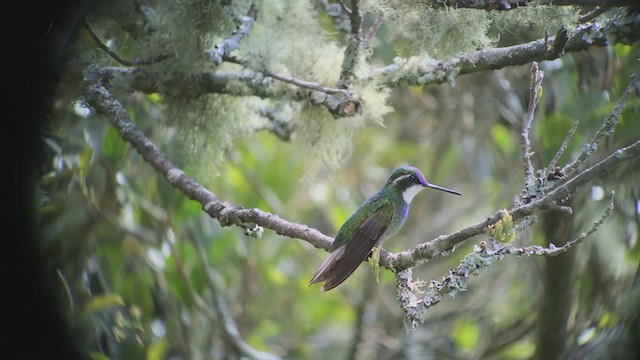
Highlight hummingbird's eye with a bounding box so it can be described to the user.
[410,174,418,182]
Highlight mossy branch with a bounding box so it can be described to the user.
[434,0,638,10]
[374,11,640,87]
[94,65,359,117]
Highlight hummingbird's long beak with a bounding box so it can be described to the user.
[425,182,463,196]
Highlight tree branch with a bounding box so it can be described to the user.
[363,13,385,49]
[94,65,359,117]
[434,0,637,11]
[374,11,640,87]
[521,62,544,189]
[548,120,579,171]
[338,0,363,87]
[561,71,639,177]
[206,2,258,65]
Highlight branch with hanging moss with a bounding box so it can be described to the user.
[91,65,359,117]
[433,0,637,10]
[374,11,640,87]
[83,5,358,116]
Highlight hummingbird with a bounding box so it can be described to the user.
[308,166,462,291]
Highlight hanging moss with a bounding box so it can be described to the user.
[386,1,495,59]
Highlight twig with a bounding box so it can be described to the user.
[548,120,579,171]
[259,69,350,95]
[337,0,352,14]
[562,71,640,177]
[83,22,170,66]
[57,269,75,313]
[521,62,544,188]
[206,2,258,65]
[203,54,352,95]
[578,7,609,24]
[511,191,615,257]
[363,13,385,49]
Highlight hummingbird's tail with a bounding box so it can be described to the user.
[308,239,378,291]
[308,246,346,288]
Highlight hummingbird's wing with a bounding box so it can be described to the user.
[308,197,394,291]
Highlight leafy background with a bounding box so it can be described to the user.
[35,1,640,359]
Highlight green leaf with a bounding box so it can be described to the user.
[84,294,124,314]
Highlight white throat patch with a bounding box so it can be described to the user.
[402,184,424,204]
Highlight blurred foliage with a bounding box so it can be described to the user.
[36,1,640,360]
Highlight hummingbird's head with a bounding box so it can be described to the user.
[386,166,463,204]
